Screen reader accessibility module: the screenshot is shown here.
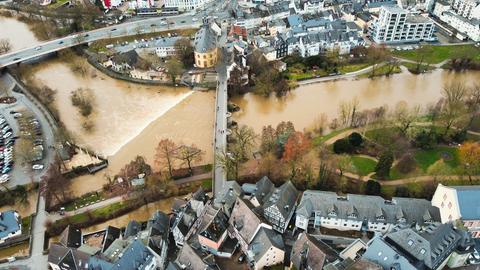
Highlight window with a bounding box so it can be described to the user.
[420,249,426,255]
[408,239,414,246]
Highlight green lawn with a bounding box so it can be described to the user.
[401,62,436,74]
[360,65,402,78]
[312,128,351,146]
[62,192,104,211]
[351,156,377,176]
[414,146,459,172]
[339,63,370,74]
[392,45,480,64]
[201,179,213,190]
[21,216,32,235]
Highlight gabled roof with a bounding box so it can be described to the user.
[59,225,82,248]
[176,244,216,270]
[124,220,142,238]
[262,181,299,220]
[194,22,217,53]
[111,240,156,270]
[385,223,463,269]
[291,232,339,270]
[252,176,274,204]
[296,190,440,226]
[229,198,267,244]
[48,243,90,270]
[248,227,284,263]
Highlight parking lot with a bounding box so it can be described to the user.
[0,74,56,188]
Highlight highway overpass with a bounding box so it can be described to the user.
[0,14,201,68]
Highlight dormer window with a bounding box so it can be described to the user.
[328,210,337,216]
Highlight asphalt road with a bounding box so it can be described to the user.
[0,0,233,68]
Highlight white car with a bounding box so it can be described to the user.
[0,174,10,183]
[32,164,44,170]
[2,132,12,139]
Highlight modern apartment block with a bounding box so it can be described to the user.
[370,5,435,43]
[452,0,480,19]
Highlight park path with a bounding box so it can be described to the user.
[48,172,212,221]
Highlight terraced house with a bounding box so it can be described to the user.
[295,190,441,233]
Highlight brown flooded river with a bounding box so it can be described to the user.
[0,16,41,51]
[31,61,215,196]
[83,197,179,233]
[232,70,480,133]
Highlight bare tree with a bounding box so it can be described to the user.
[441,82,467,136]
[175,144,204,176]
[155,139,178,178]
[42,159,71,205]
[392,101,420,135]
[0,39,11,55]
[230,125,257,162]
[215,149,238,180]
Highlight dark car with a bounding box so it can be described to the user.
[59,41,64,44]
[111,28,117,31]
[84,34,90,37]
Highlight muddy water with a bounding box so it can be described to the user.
[33,62,193,156]
[232,70,480,133]
[0,16,41,51]
[0,242,29,259]
[83,197,179,233]
[31,61,215,196]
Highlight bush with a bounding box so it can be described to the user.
[394,186,410,197]
[365,180,381,195]
[333,138,353,154]
[348,132,363,147]
[375,151,394,179]
[413,130,437,150]
[71,88,94,117]
[396,153,417,174]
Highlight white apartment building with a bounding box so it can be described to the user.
[441,11,480,41]
[163,0,212,11]
[432,184,480,238]
[370,5,436,43]
[295,191,441,234]
[452,0,480,19]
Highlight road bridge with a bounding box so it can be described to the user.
[0,14,200,68]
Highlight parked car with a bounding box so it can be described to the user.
[3,132,12,139]
[0,174,10,183]
[32,164,44,170]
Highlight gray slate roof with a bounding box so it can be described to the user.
[296,190,440,226]
[452,185,480,220]
[229,198,266,244]
[48,244,90,270]
[291,233,339,270]
[248,227,284,263]
[194,23,217,53]
[363,236,417,270]
[385,223,464,269]
[0,210,20,240]
[262,181,299,220]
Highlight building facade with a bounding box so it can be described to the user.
[163,0,213,11]
[194,19,219,68]
[370,5,435,43]
[432,184,480,238]
[295,190,440,234]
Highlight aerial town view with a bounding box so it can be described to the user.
[0,0,479,268]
